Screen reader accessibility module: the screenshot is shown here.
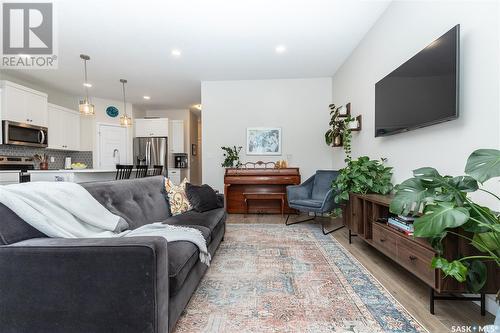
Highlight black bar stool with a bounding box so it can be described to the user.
[152,165,163,176]
[115,165,133,180]
[135,165,148,178]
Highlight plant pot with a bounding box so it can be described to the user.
[39,162,48,170]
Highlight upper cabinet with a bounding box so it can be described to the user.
[0,80,48,127]
[170,120,185,153]
[48,103,80,151]
[135,118,169,137]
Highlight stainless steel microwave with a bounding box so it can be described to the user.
[2,121,48,148]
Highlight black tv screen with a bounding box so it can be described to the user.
[375,25,459,137]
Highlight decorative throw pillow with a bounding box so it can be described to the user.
[185,183,220,213]
[164,177,192,215]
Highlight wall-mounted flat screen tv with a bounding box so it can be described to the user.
[375,25,460,137]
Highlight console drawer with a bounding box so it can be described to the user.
[372,223,397,257]
[397,237,436,286]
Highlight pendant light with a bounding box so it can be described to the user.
[79,54,95,115]
[120,79,132,126]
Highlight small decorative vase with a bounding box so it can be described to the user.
[39,162,48,170]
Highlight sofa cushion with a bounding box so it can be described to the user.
[164,178,192,215]
[289,199,323,208]
[0,203,47,245]
[185,183,220,213]
[166,225,211,294]
[82,176,171,230]
[165,208,226,233]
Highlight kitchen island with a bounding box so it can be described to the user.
[28,169,117,183]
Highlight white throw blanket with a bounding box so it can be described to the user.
[0,182,211,265]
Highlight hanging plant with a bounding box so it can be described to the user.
[325,105,344,146]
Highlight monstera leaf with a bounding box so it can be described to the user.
[450,176,479,192]
[465,260,487,292]
[465,149,500,183]
[413,202,470,237]
[432,257,467,282]
[389,178,433,216]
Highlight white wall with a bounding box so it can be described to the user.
[331,1,499,314]
[331,0,500,209]
[201,78,333,192]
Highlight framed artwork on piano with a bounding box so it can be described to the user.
[246,127,282,155]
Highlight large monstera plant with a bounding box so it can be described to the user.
[390,149,500,296]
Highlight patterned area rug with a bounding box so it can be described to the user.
[174,224,427,333]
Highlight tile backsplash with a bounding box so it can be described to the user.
[0,145,93,169]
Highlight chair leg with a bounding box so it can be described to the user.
[322,223,345,235]
[286,213,316,226]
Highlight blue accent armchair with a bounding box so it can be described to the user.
[286,170,343,234]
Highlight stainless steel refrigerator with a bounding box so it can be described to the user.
[133,137,168,176]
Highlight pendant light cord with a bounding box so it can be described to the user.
[122,81,127,116]
[84,59,89,100]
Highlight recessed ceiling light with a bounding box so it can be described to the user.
[83,82,92,88]
[171,49,182,57]
[143,96,151,100]
[275,45,286,54]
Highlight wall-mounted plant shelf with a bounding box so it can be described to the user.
[326,102,362,148]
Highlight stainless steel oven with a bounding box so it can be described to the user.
[2,121,48,148]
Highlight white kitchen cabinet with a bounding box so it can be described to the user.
[170,120,184,153]
[135,118,169,137]
[0,81,48,127]
[48,104,81,151]
[168,168,188,185]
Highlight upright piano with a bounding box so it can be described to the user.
[224,167,301,214]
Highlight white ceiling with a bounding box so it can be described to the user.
[2,0,391,109]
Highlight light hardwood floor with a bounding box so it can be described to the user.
[227,213,495,333]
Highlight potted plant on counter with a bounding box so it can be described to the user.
[389,149,500,325]
[221,146,242,168]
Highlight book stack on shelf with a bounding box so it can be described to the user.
[387,215,415,236]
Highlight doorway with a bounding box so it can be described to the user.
[97,123,128,169]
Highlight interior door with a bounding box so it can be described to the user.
[98,124,128,169]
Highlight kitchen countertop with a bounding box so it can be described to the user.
[0,170,22,173]
[28,169,117,173]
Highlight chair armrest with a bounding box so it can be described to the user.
[321,188,341,213]
[0,237,169,333]
[286,175,315,202]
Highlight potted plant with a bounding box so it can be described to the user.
[389,149,500,323]
[34,153,49,170]
[325,105,346,147]
[221,146,242,168]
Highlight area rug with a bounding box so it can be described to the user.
[174,224,427,333]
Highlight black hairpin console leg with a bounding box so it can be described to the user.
[348,229,357,244]
[430,287,486,316]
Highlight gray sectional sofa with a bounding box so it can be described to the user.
[0,176,226,333]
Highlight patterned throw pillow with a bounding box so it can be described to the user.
[164,177,192,215]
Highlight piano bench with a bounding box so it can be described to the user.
[243,192,286,217]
